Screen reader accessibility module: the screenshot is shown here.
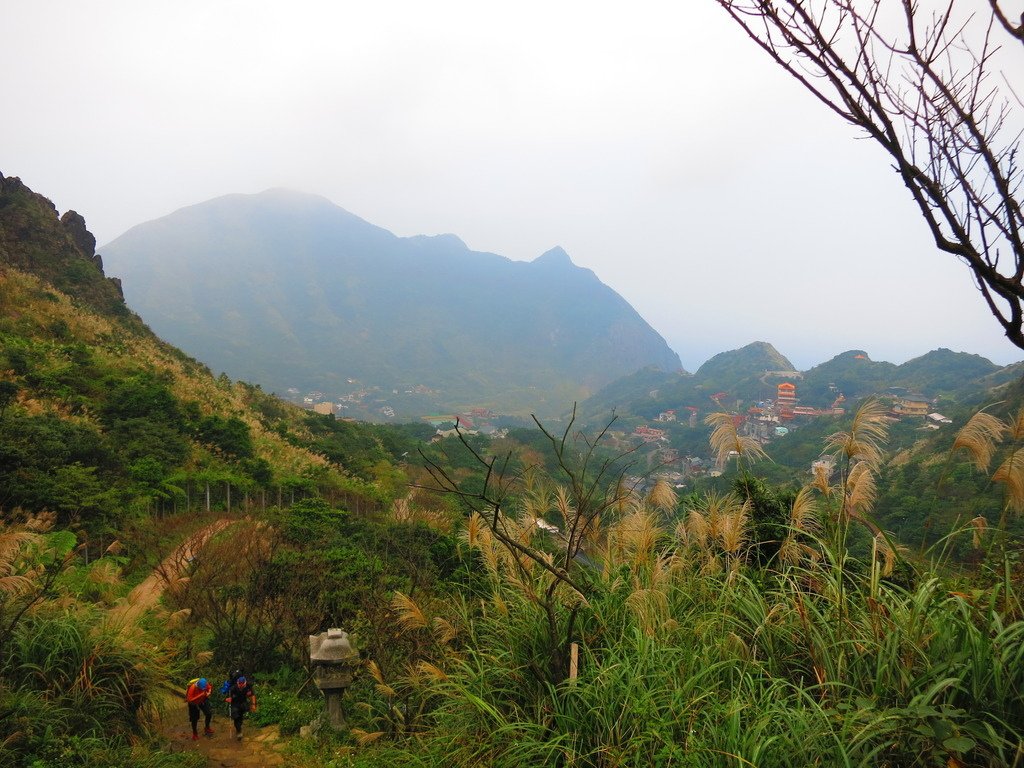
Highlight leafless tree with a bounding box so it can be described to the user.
[418,408,639,684]
[716,0,1024,348]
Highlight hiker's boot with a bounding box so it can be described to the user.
[204,727,215,736]
[191,732,199,741]
[236,732,242,741]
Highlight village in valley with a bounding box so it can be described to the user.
[282,361,961,497]
[617,376,955,492]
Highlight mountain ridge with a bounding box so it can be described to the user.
[578,340,1020,423]
[100,189,682,417]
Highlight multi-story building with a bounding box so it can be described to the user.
[893,394,930,418]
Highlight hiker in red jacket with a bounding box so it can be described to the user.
[185,677,214,740]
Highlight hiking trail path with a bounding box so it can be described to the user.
[110,518,291,768]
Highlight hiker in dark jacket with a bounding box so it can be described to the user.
[225,675,257,740]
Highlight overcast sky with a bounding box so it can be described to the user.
[3,1,1022,371]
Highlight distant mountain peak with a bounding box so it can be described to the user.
[407,232,468,250]
[696,341,796,380]
[533,246,574,267]
[100,194,681,416]
[256,187,332,203]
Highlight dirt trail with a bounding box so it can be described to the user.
[161,718,288,768]
[108,518,294,767]
[108,518,233,626]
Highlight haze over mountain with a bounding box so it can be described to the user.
[101,190,681,416]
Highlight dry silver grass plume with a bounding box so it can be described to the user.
[705,412,768,468]
[432,616,458,645]
[811,463,835,498]
[626,587,669,636]
[416,661,448,682]
[391,591,429,632]
[845,461,877,519]
[646,480,678,514]
[352,729,386,746]
[790,486,819,534]
[993,450,1024,514]
[825,397,889,469]
[1010,409,1024,442]
[616,508,662,562]
[718,501,749,557]
[970,515,988,549]
[779,534,801,566]
[0,528,39,580]
[461,512,485,549]
[367,660,396,698]
[953,410,1007,473]
[686,508,709,551]
[873,534,897,577]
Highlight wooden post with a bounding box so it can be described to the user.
[569,642,579,682]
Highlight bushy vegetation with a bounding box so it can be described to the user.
[0,515,202,768]
[318,402,1023,767]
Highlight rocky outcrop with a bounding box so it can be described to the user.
[60,210,97,259]
[0,172,130,317]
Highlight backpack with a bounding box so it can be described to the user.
[220,668,244,695]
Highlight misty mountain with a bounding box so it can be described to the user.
[100,189,681,416]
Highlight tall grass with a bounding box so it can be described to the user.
[6,604,170,734]
[345,487,1024,767]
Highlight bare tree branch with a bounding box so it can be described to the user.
[716,0,1024,349]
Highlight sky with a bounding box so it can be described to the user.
[2,0,1022,371]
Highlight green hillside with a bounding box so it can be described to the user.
[0,177,396,542]
[578,341,800,423]
[798,348,1002,405]
[694,340,795,388]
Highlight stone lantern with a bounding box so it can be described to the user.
[308,628,360,730]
